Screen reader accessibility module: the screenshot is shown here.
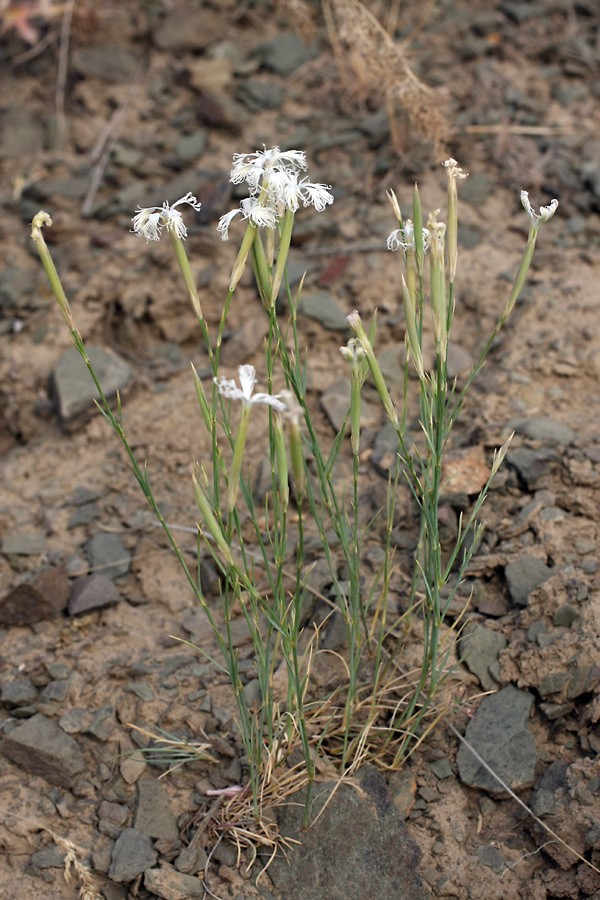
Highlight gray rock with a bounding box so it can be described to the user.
[40,679,70,703]
[320,378,379,435]
[236,80,283,111]
[298,291,348,331]
[85,533,131,581]
[174,844,207,874]
[475,844,504,873]
[509,416,574,445]
[505,447,561,488]
[0,566,69,625]
[0,266,36,311]
[67,502,99,529]
[152,9,219,52]
[1,713,86,787]
[59,707,93,734]
[459,173,494,206]
[429,757,453,780]
[31,845,67,869]
[371,421,399,476]
[2,530,45,555]
[28,175,90,202]
[505,556,552,607]
[530,761,569,817]
[1,678,38,707]
[69,574,119,615]
[456,223,482,250]
[86,704,116,741]
[135,777,179,841]
[260,32,319,75]
[174,130,208,162]
[127,682,155,702]
[456,685,537,795]
[52,345,132,427]
[0,107,44,159]
[73,45,143,82]
[219,316,268,368]
[144,867,205,900]
[108,828,157,883]
[266,766,430,900]
[460,624,506,691]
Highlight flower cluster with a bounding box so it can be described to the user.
[131,193,202,242]
[217,146,334,240]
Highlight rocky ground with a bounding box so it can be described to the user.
[1,1,600,899]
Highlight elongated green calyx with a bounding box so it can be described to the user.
[346,311,398,428]
[31,211,74,329]
[193,472,233,567]
[401,276,425,380]
[340,339,366,455]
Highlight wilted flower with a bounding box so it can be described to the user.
[442,158,468,180]
[521,191,559,228]
[215,365,285,412]
[131,193,202,242]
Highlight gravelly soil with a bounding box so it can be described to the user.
[1,2,600,899]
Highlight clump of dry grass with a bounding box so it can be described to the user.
[323,0,447,152]
[52,833,103,900]
[0,811,102,900]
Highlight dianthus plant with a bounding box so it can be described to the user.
[32,146,557,830]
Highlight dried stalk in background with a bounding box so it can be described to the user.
[323,0,447,153]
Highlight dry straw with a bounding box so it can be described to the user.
[322,0,446,150]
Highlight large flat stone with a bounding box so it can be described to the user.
[1,713,85,787]
[457,685,538,795]
[264,766,430,900]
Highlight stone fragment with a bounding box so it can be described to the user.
[69,574,119,615]
[236,80,283,111]
[260,32,319,75]
[509,416,574,445]
[1,678,38,707]
[85,532,131,581]
[475,844,504,873]
[108,828,157,883]
[135,777,179,841]
[504,556,552,607]
[460,624,507,691]
[52,345,132,427]
[0,107,44,159]
[320,378,378,433]
[1,713,85,787]
[2,530,45,555]
[298,292,349,331]
[0,566,69,626]
[73,45,143,82]
[86,704,116,741]
[505,447,561,488]
[144,867,204,900]
[266,765,430,900]
[457,685,537,795]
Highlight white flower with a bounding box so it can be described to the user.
[521,191,559,227]
[267,169,334,215]
[230,147,307,190]
[387,220,431,252]
[217,197,278,241]
[215,365,285,411]
[131,192,202,242]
